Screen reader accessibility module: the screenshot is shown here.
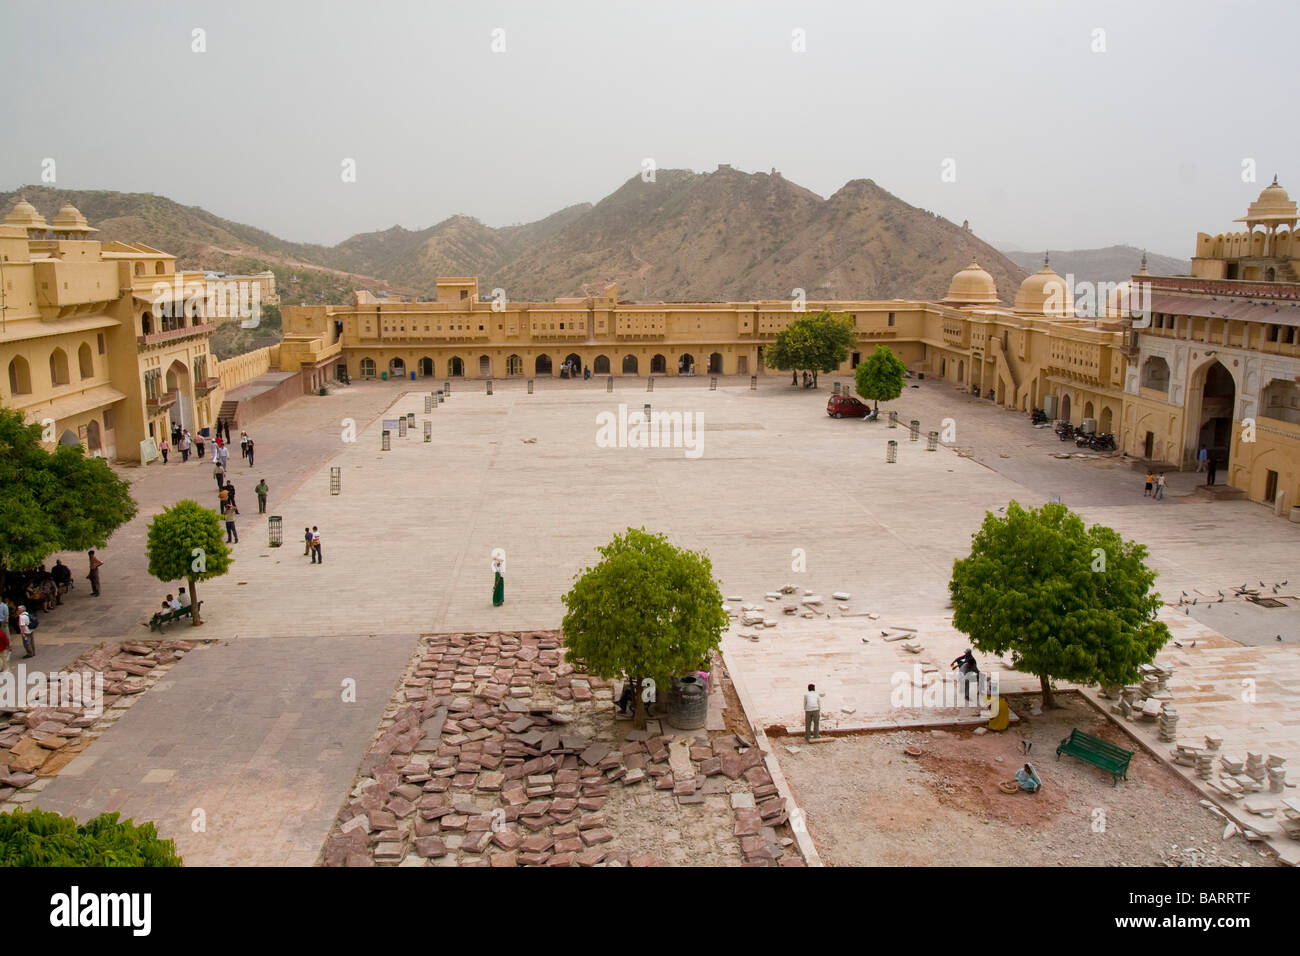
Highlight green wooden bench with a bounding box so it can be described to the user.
[1056,728,1133,786]
[148,601,202,633]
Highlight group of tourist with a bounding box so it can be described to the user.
[150,587,192,618]
[159,419,256,469]
[1143,471,1168,500]
[0,552,103,666]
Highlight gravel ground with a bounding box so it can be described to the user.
[775,692,1280,867]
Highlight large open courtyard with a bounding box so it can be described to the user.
[10,375,1300,865]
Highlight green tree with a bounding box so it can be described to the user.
[949,501,1170,707]
[0,808,182,866]
[561,528,729,729]
[854,344,907,412]
[145,500,232,627]
[0,406,136,597]
[764,310,855,387]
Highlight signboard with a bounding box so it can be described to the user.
[382,419,400,430]
[140,438,160,464]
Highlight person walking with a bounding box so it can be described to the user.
[304,526,313,556]
[224,481,239,513]
[1155,472,1167,500]
[159,436,170,464]
[17,605,34,659]
[1207,455,1218,486]
[195,431,206,459]
[804,683,822,742]
[223,503,239,544]
[87,550,103,597]
[223,420,232,444]
[179,431,191,463]
[246,438,255,467]
[214,460,226,491]
[310,526,322,564]
[1197,445,1208,472]
[1143,471,1154,497]
[171,423,182,448]
[239,431,249,461]
[255,478,269,514]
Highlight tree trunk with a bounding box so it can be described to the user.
[1039,672,1056,708]
[188,576,203,627]
[631,677,646,730]
[812,370,819,387]
[873,399,879,413]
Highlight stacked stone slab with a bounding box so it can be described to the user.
[321,630,805,868]
[1157,704,1179,741]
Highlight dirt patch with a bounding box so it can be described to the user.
[774,692,1279,867]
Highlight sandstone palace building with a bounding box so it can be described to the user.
[3,186,1297,514]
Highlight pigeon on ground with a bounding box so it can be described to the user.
[1174,640,1183,648]
[1192,598,1197,605]
[1191,640,1196,648]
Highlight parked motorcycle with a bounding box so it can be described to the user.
[1055,421,1076,441]
[1030,408,1049,425]
[1075,432,1117,451]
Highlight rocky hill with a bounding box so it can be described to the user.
[1001,245,1191,288]
[4,169,1028,304]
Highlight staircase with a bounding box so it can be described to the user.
[988,337,1020,406]
[217,399,239,430]
[1275,261,1298,283]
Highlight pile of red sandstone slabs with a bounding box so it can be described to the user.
[0,639,196,797]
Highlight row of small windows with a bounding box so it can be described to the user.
[6,337,105,395]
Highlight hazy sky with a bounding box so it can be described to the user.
[2,0,1295,256]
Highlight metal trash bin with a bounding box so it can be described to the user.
[381,371,388,381]
[927,431,939,451]
[268,515,283,547]
[909,420,921,441]
[887,440,898,463]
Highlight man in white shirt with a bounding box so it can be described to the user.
[804,683,822,742]
[17,605,34,659]
[177,587,191,610]
[166,593,181,612]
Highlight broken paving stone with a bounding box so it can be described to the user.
[414,836,448,858]
[581,828,614,846]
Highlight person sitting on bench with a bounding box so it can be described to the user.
[1016,762,1041,793]
[51,559,73,594]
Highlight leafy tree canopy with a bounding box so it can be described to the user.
[764,311,855,386]
[0,406,136,588]
[562,528,729,728]
[146,499,233,626]
[854,344,907,411]
[949,500,1170,706]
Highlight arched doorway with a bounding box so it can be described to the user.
[940,358,947,378]
[78,342,94,379]
[679,353,695,375]
[564,353,582,376]
[450,356,465,377]
[1059,393,1071,424]
[1099,406,1113,433]
[507,354,523,376]
[534,355,552,376]
[957,360,965,384]
[86,419,101,455]
[49,348,70,386]
[1084,401,1095,421]
[593,355,610,374]
[58,429,80,449]
[622,354,638,375]
[165,359,192,433]
[651,354,667,374]
[389,357,406,379]
[1189,361,1236,469]
[479,355,491,378]
[708,352,723,374]
[419,357,434,377]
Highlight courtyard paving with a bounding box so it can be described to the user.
[9,373,1299,865]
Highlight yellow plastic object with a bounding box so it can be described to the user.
[987,695,1010,731]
